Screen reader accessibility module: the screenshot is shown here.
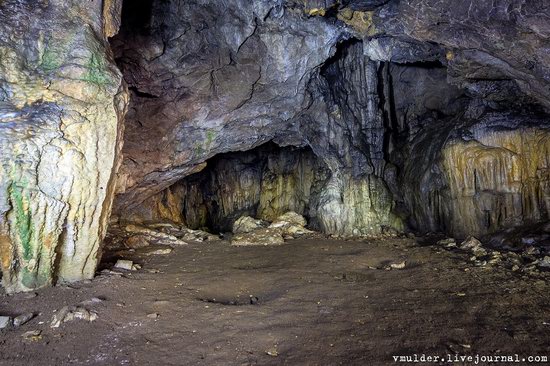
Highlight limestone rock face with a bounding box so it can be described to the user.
[126,143,329,232]
[0,1,127,292]
[111,0,341,209]
[303,40,404,235]
[373,0,550,110]
[404,114,550,238]
[112,0,549,239]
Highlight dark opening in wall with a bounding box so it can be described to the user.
[119,0,155,35]
[127,142,330,233]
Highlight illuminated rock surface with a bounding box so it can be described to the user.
[0,1,127,292]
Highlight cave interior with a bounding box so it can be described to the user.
[0,0,550,364]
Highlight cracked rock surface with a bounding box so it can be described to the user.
[0,0,128,292]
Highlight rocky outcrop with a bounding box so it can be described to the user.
[0,1,127,292]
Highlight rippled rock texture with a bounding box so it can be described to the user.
[0,0,127,292]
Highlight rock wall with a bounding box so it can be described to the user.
[113,0,550,239]
[0,0,127,292]
[111,0,341,210]
[302,40,404,235]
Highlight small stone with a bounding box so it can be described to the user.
[512,265,520,272]
[22,330,42,341]
[99,269,123,276]
[132,264,142,270]
[524,246,541,256]
[521,237,537,245]
[266,347,279,357]
[50,306,70,328]
[51,306,97,328]
[437,238,456,247]
[142,247,173,256]
[13,313,34,327]
[538,256,550,268]
[125,235,150,249]
[147,313,159,319]
[114,259,134,271]
[70,307,98,322]
[390,261,406,269]
[90,297,104,303]
[23,292,38,299]
[0,316,12,329]
[460,236,482,250]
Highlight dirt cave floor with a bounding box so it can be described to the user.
[1,237,550,366]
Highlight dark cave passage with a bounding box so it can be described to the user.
[126,142,331,234]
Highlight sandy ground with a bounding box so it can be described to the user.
[1,237,549,365]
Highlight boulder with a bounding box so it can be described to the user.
[460,237,488,257]
[272,212,307,227]
[232,216,265,234]
[113,259,134,271]
[460,237,483,250]
[125,235,150,249]
[269,212,314,238]
[231,228,285,246]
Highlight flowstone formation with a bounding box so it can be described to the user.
[405,115,550,238]
[0,1,127,292]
